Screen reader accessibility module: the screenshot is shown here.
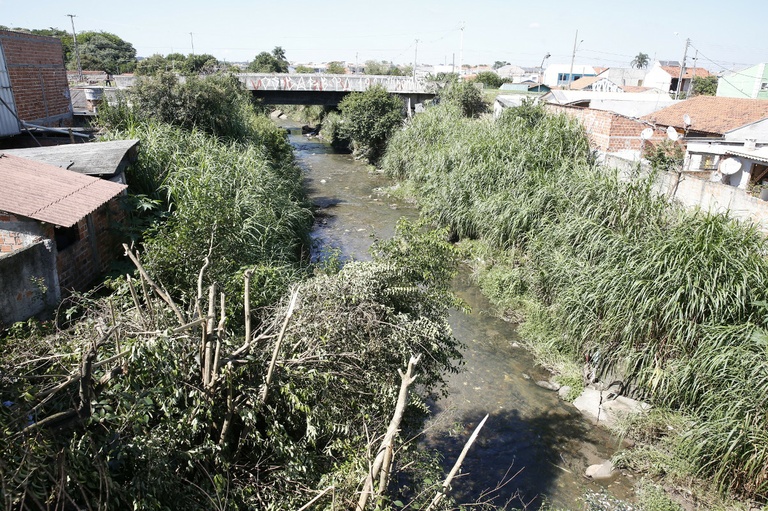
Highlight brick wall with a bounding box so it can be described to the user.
[0,30,73,126]
[55,198,125,293]
[545,104,667,153]
[0,212,41,254]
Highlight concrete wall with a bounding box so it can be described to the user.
[717,63,768,100]
[0,240,60,327]
[0,30,73,126]
[604,154,768,230]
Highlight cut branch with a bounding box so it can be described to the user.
[260,288,299,404]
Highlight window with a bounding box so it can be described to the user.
[700,154,718,170]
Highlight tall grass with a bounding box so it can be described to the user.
[103,118,312,308]
[382,100,768,500]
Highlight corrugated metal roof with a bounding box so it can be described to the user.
[726,147,768,164]
[3,139,139,177]
[0,153,126,227]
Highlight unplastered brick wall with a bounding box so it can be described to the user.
[0,30,73,126]
[0,212,41,255]
[545,104,663,153]
[55,199,125,294]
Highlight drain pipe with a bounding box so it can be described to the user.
[21,121,91,139]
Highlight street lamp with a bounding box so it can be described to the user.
[568,30,584,89]
[539,52,551,84]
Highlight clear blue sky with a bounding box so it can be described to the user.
[2,0,766,72]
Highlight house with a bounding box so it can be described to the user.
[0,30,73,137]
[542,90,676,118]
[495,65,539,83]
[716,63,768,99]
[499,82,550,93]
[541,64,597,87]
[0,153,128,326]
[642,96,768,193]
[643,60,712,97]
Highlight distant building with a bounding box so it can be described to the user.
[643,61,711,96]
[541,64,597,87]
[716,63,768,100]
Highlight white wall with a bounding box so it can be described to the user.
[643,63,672,93]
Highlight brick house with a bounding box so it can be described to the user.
[0,30,73,133]
[0,153,127,326]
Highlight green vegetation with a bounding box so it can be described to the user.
[382,99,768,504]
[691,75,719,96]
[437,81,486,117]
[0,26,136,74]
[473,71,506,89]
[247,46,289,73]
[326,61,346,74]
[136,53,221,76]
[631,52,650,69]
[334,84,405,162]
[1,69,467,510]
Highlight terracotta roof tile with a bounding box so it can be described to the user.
[660,66,711,79]
[641,96,768,135]
[0,153,127,227]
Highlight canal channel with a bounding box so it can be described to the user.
[285,124,634,509]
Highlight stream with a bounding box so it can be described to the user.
[285,124,634,509]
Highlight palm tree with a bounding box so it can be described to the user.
[631,52,650,69]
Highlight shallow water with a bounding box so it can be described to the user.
[287,126,634,509]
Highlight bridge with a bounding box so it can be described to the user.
[237,73,438,106]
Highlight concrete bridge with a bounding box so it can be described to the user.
[237,73,438,106]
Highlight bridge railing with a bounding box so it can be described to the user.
[237,73,437,94]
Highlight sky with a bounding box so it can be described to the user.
[2,0,767,73]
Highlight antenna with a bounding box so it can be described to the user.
[683,114,691,127]
[666,126,680,141]
[640,127,654,140]
[720,158,742,176]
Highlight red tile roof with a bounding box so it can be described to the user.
[641,96,768,135]
[0,153,127,227]
[660,66,711,79]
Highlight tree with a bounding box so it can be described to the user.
[76,31,137,74]
[364,60,390,75]
[631,52,650,69]
[247,46,289,73]
[338,84,404,161]
[691,75,718,96]
[438,81,486,117]
[326,61,346,74]
[474,71,505,88]
[493,60,509,70]
[295,65,314,73]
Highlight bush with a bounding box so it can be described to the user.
[437,81,486,117]
[337,85,404,162]
[473,71,505,89]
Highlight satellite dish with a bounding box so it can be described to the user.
[710,171,723,182]
[640,127,654,140]
[667,126,680,141]
[683,114,692,127]
[720,158,742,176]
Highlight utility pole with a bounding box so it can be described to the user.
[189,32,195,55]
[355,52,358,74]
[568,29,579,90]
[459,22,465,80]
[67,14,83,83]
[413,39,419,82]
[675,38,690,100]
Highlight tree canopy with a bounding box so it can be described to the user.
[326,61,346,74]
[691,75,718,96]
[247,46,289,73]
[631,52,650,69]
[75,31,137,74]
